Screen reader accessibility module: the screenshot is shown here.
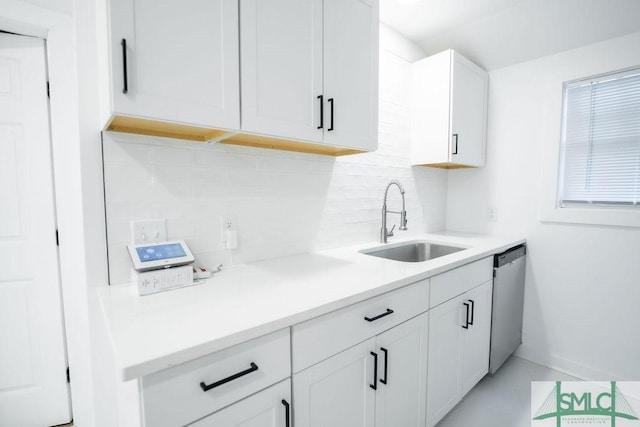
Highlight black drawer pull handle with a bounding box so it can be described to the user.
[317,95,324,129]
[380,347,388,385]
[282,399,290,427]
[121,38,128,94]
[468,299,475,326]
[452,133,458,155]
[328,97,334,131]
[369,351,378,390]
[199,362,258,392]
[364,308,394,322]
[462,302,470,329]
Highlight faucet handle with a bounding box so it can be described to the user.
[387,224,396,237]
[399,211,408,231]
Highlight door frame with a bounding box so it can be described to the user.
[0,1,109,426]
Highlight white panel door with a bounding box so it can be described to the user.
[375,312,429,427]
[0,33,70,426]
[459,281,493,396]
[449,52,488,167]
[426,297,463,427]
[109,0,240,129]
[294,338,376,427]
[323,0,378,151]
[240,0,323,142]
[191,379,291,427]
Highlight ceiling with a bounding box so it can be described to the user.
[380,0,640,69]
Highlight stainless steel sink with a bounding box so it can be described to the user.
[361,241,466,262]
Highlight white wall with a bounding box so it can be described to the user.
[103,26,448,285]
[446,32,640,380]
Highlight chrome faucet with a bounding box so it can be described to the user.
[380,180,408,243]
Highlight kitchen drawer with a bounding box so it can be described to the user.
[141,328,290,427]
[292,279,429,373]
[430,257,492,308]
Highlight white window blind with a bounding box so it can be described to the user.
[559,68,640,207]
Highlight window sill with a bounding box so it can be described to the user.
[540,205,640,228]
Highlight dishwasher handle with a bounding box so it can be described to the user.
[494,244,526,268]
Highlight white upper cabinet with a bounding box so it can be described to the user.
[411,49,488,168]
[102,0,377,154]
[322,0,379,151]
[107,0,240,131]
[239,0,379,152]
[240,0,323,143]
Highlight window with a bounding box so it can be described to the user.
[558,67,640,208]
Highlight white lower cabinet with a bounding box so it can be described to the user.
[294,338,376,427]
[141,329,291,426]
[133,258,498,427]
[293,312,429,427]
[190,379,291,427]
[426,280,493,427]
[374,313,429,427]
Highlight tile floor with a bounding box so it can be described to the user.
[436,356,580,427]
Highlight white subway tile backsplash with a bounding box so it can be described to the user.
[102,44,448,284]
[194,150,257,170]
[148,146,194,166]
[151,165,194,184]
[105,201,154,223]
[190,167,227,183]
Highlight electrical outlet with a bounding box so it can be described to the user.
[487,207,499,222]
[131,219,167,244]
[220,215,237,243]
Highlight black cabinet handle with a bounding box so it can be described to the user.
[380,347,388,385]
[452,133,458,155]
[281,399,290,427]
[317,95,324,129]
[121,39,128,94]
[199,362,258,392]
[328,98,334,131]
[462,302,470,329]
[468,299,475,326]
[364,308,394,322]
[369,351,378,390]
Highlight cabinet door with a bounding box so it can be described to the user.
[191,379,291,427]
[426,296,463,427]
[323,0,378,151]
[294,338,376,427]
[459,280,493,396]
[240,0,323,142]
[110,0,239,129]
[410,50,451,166]
[449,52,488,167]
[375,313,429,427]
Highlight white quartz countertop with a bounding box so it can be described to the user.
[98,232,525,381]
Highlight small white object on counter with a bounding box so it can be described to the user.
[192,266,212,280]
[99,232,525,381]
[132,265,194,296]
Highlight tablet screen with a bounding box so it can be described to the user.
[135,243,187,263]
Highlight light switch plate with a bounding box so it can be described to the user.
[131,219,167,244]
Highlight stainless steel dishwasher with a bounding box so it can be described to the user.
[489,244,526,374]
